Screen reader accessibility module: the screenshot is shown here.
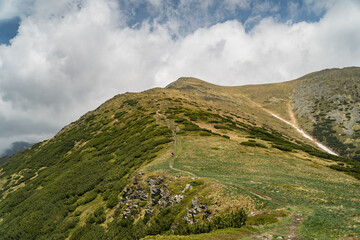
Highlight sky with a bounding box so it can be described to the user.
[0,0,360,154]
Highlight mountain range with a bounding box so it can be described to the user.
[0,141,33,159]
[0,67,360,240]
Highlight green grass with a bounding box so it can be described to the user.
[163,135,360,239]
[1,72,360,239]
[142,226,255,240]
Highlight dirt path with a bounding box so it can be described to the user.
[288,103,298,126]
[156,105,309,238]
[157,109,306,238]
[156,110,197,177]
[288,213,304,240]
[224,181,284,204]
[242,96,338,156]
[156,110,286,205]
[249,214,304,240]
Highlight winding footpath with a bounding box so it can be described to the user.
[156,110,280,203]
[156,109,304,238]
[156,110,197,177]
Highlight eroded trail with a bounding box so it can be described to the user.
[243,97,338,156]
[156,110,197,177]
[222,180,284,205]
[156,110,286,206]
[271,112,338,156]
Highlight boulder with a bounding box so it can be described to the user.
[182,183,192,193]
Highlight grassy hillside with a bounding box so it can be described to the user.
[237,67,360,161]
[292,67,360,161]
[1,68,360,239]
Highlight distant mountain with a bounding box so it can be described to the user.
[0,141,34,164]
[1,68,360,239]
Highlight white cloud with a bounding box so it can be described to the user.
[287,1,299,19]
[155,0,360,86]
[304,0,338,16]
[224,0,250,10]
[0,0,360,154]
[0,0,22,20]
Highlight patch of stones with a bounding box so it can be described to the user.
[119,172,213,226]
[120,173,185,218]
[185,196,211,223]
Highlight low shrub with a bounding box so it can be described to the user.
[174,208,247,235]
[241,141,267,148]
[246,214,278,226]
[272,144,292,152]
[123,99,138,106]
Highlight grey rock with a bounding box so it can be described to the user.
[150,186,161,198]
[182,183,192,193]
[123,187,130,194]
[155,176,164,185]
[123,208,131,217]
[160,185,169,198]
[145,207,153,217]
[172,194,183,204]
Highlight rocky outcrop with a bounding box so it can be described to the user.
[185,197,211,223]
[119,173,212,226]
[120,173,187,219]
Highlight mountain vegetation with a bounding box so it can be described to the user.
[1,67,360,239]
[238,67,360,161]
[0,141,34,162]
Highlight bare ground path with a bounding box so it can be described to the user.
[242,96,338,156]
[156,110,306,239]
[224,181,284,205]
[156,110,283,204]
[156,110,197,177]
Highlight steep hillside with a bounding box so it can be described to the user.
[1,69,360,240]
[0,141,34,159]
[292,68,360,160]
[238,67,360,161]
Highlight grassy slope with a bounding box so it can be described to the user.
[236,67,360,161]
[1,70,360,239]
[148,135,360,238]
[0,91,176,239]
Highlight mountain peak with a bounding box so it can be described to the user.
[165,77,217,90]
[1,68,360,239]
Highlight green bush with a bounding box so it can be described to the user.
[246,214,278,225]
[174,208,247,235]
[199,132,212,136]
[214,125,231,130]
[114,111,126,119]
[272,144,292,152]
[123,99,138,106]
[241,141,267,148]
[76,190,97,206]
[106,193,118,209]
[94,207,106,224]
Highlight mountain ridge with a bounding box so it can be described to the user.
[1,67,360,239]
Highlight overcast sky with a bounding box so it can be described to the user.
[0,0,360,154]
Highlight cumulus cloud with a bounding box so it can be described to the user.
[155,0,360,86]
[0,0,22,20]
[0,0,360,154]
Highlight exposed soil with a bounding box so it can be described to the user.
[156,110,197,177]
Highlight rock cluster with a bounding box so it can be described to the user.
[120,173,184,218]
[185,196,211,223]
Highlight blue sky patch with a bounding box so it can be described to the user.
[0,17,20,45]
